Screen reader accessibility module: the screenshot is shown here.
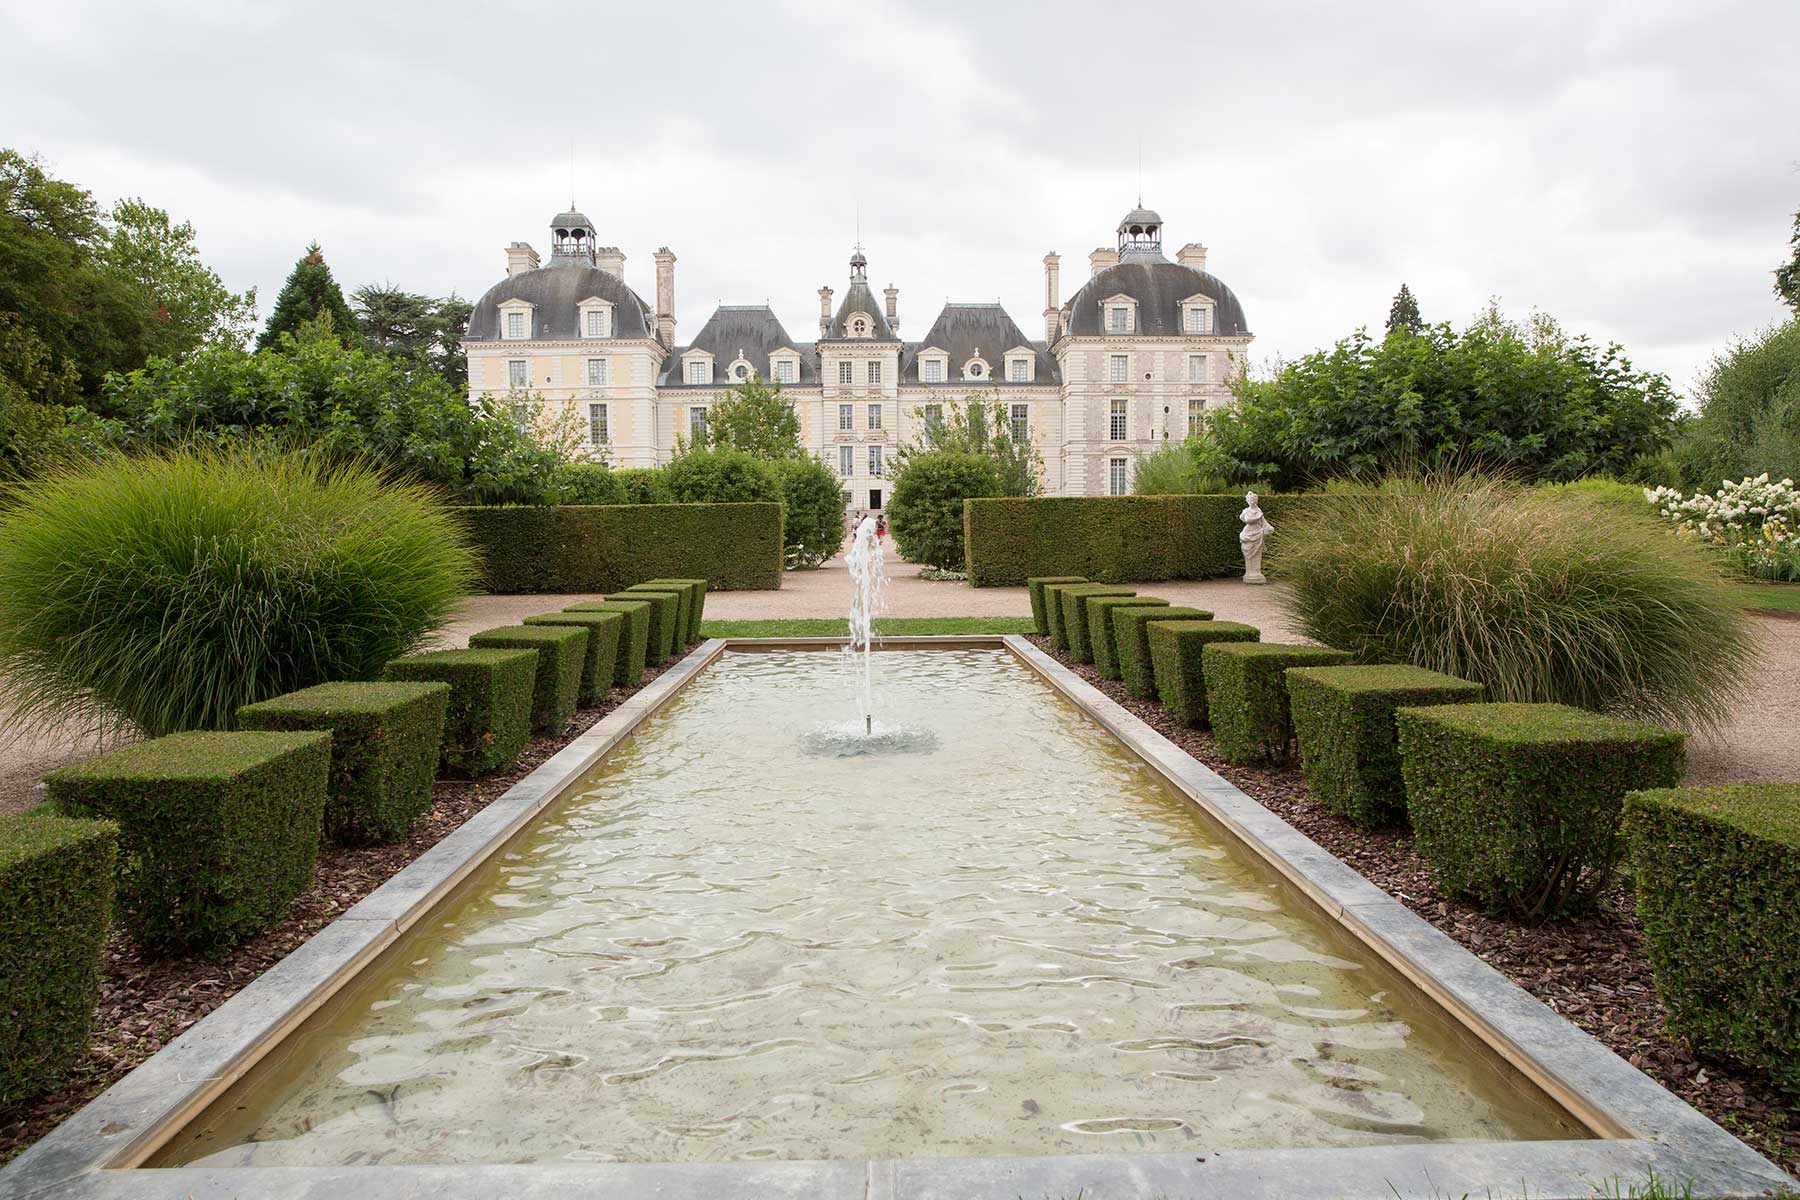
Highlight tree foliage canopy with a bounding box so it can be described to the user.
[1671,317,1800,489]
[698,372,804,459]
[350,283,471,389]
[104,198,256,358]
[258,242,358,351]
[887,451,1002,570]
[894,392,1041,497]
[1776,206,1800,313]
[1385,284,1423,337]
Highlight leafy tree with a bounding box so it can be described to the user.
[351,283,471,389]
[887,451,1002,569]
[105,198,256,356]
[1208,305,1678,488]
[1132,443,1204,494]
[662,445,783,504]
[0,315,77,477]
[1669,318,1800,489]
[774,455,845,568]
[1385,284,1423,337]
[1777,206,1800,313]
[895,391,1041,496]
[258,242,357,351]
[702,372,803,459]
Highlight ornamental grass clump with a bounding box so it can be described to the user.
[1277,476,1755,731]
[0,447,475,738]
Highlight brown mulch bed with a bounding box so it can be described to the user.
[0,660,672,1168]
[1030,635,1799,1177]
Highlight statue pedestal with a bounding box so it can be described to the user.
[1242,571,1267,585]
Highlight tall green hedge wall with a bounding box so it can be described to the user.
[457,503,783,594]
[963,494,1329,587]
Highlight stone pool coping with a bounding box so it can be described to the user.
[1,635,1791,1200]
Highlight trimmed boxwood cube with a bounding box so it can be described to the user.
[643,578,707,641]
[607,590,676,665]
[46,731,331,954]
[523,610,623,706]
[1148,620,1260,727]
[1395,703,1685,920]
[1027,576,1086,636]
[1088,596,1169,680]
[468,624,587,736]
[1114,606,1214,698]
[237,681,451,845]
[1201,642,1353,766]
[1041,581,1093,651]
[383,648,537,776]
[1624,784,1800,1089]
[0,812,116,1104]
[1287,665,1485,829]
[1059,585,1135,664]
[624,583,691,651]
[565,600,650,686]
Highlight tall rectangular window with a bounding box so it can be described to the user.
[585,309,608,337]
[1007,358,1027,382]
[867,403,882,430]
[838,361,854,385]
[686,360,710,385]
[1187,399,1204,439]
[586,358,608,386]
[1107,306,1131,333]
[507,359,528,388]
[1010,402,1029,442]
[1109,353,1129,383]
[588,402,609,445]
[838,403,854,431]
[1110,397,1128,441]
[689,406,708,443]
[840,489,852,508]
[506,311,526,339]
[774,359,796,384]
[1187,353,1207,384]
[923,359,944,383]
[1185,307,1209,334]
[1109,457,1129,496]
[868,445,884,476]
[868,361,882,385]
[839,445,854,477]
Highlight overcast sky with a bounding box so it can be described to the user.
[5,0,1797,398]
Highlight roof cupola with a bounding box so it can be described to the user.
[549,208,597,267]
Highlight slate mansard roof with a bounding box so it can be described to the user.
[1061,258,1250,338]
[825,278,897,341]
[465,264,656,342]
[660,306,818,388]
[901,303,1059,385]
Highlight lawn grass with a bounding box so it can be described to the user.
[698,617,1037,638]
[1735,582,1800,614]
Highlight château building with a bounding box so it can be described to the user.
[463,205,1253,508]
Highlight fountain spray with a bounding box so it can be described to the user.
[845,515,887,736]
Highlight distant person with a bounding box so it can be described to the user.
[876,514,887,538]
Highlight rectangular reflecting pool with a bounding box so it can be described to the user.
[154,647,1578,1167]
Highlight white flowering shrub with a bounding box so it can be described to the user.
[1645,474,1800,581]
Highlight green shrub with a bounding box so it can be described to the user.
[1201,642,1352,764]
[1041,581,1092,650]
[1624,784,1800,1088]
[1276,478,1755,730]
[456,502,782,593]
[466,625,586,736]
[1089,596,1169,680]
[1114,606,1214,698]
[1538,475,1659,519]
[564,600,649,686]
[623,584,690,651]
[237,682,450,845]
[888,451,1002,570]
[1132,443,1206,495]
[609,590,676,664]
[1395,703,1685,919]
[964,494,1329,586]
[774,456,846,568]
[382,648,536,776]
[643,578,708,641]
[1147,620,1260,726]
[523,611,622,706]
[555,462,627,505]
[613,468,671,504]
[0,812,116,1104]
[1286,665,1483,827]
[664,445,784,505]
[46,731,331,953]
[1026,576,1086,636]
[0,446,474,738]
[1059,585,1134,664]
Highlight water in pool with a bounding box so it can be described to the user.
[159,647,1579,1166]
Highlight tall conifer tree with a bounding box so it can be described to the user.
[1385,284,1423,337]
[258,242,357,350]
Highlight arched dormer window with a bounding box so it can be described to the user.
[963,355,989,381]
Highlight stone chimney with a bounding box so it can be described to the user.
[505,242,540,277]
[595,246,626,279]
[883,285,899,335]
[653,248,676,349]
[1177,243,1208,272]
[1042,252,1061,342]
[1088,246,1120,277]
[818,286,834,337]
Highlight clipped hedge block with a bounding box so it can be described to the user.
[624,583,691,650]
[1088,596,1169,680]
[467,625,587,736]
[1287,666,1485,829]
[1396,703,1684,919]
[1114,606,1214,698]
[1624,784,1800,1089]
[606,590,675,665]
[643,578,707,641]
[1041,582,1091,651]
[46,732,330,954]
[456,502,783,593]
[1059,585,1135,664]
[384,647,538,776]
[0,812,116,1104]
[565,600,650,686]
[524,611,623,706]
[1148,620,1261,727]
[1202,642,1353,766]
[1027,576,1086,636]
[238,681,452,845]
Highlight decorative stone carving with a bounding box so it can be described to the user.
[1239,491,1273,584]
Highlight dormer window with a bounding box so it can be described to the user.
[850,315,871,338]
[1005,349,1035,383]
[920,354,948,384]
[770,354,799,385]
[1181,294,1216,336]
[963,355,989,381]
[684,356,713,385]
[1106,306,1133,334]
[727,356,753,383]
[585,310,608,337]
[499,298,536,340]
[506,311,527,339]
[577,297,614,339]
